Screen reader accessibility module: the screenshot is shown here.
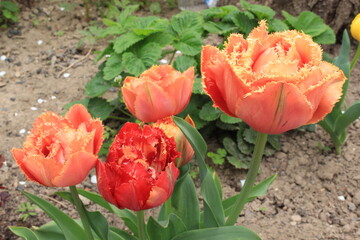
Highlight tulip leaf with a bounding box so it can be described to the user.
[172,31,203,56]
[223,174,277,217]
[103,53,123,81]
[173,55,197,73]
[171,174,200,230]
[170,226,261,240]
[334,100,360,136]
[109,227,137,240]
[85,71,113,97]
[240,0,275,20]
[9,227,38,240]
[86,211,109,240]
[77,189,138,236]
[113,32,145,54]
[21,191,87,240]
[147,214,187,240]
[87,97,115,120]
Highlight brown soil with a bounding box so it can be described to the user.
[1,1,359,240]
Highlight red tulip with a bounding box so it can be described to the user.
[11,104,104,187]
[121,65,194,123]
[152,116,195,167]
[201,21,346,134]
[96,122,180,211]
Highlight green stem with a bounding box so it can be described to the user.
[107,115,129,121]
[350,43,360,71]
[137,211,147,240]
[169,51,176,65]
[69,186,94,240]
[225,132,268,226]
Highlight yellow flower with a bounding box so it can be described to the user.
[351,14,360,41]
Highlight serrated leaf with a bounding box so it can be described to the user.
[236,130,253,155]
[312,25,336,44]
[281,10,297,27]
[267,134,281,150]
[85,71,112,97]
[222,137,240,157]
[199,102,221,121]
[192,78,204,95]
[264,145,276,156]
[226,156,250,169]
[173,31,202,56]
[87,97,115,120]
[268,18,289,32]
[243,128,257,144]
[220,113,241,124]
[170,11,204,36]
[173,55,197,72]
[200,5,239,20]
[295,11,328,37]
[145,32,174,47]
[203,21,237,35]
[240,0,275,19]
[103,54,123,80]
[133,16,169,36]
[231,11,258,36]
[113,32,144,54]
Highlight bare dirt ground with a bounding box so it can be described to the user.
[0,1,359,240]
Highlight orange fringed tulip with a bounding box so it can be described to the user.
[96,122,180,211]
[351,14,360,41]
[11,104,104,187]
[152,116,195,167]
[201,21,346,134]
[121,65,194,123]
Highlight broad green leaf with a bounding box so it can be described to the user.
[85,71,113,97]
[268,18,289,32]
[113,32,144,54]
[295,11,328,37]
[267,134,281,151]
[203,21,237,35]
[95,43,114,62]
[122,52,146,76]
[173,31,202,56]
[199,102,221,121]
[109,227,137,240]
[236,130,253,155]
[223,137,240,157]
[192,78,204,95]
[243,128,257,144]
[87,97,115,120]
[21,191,87,240]
[170,11,204,36]
[220,113,242,124]
[1,1,20,12]
[9,227,38,240]
[281,10,297,27]
[86,211,109,240]
[312,25,336,44]
[240,0,275,19]
[171,174,200,230]
[176,95,208,129]
[103,54,123,80]
[231,11,257,36]
[171,226,261,240]
[200,5,239,20]
[227,156,250,169]
[145,32,174,47]
[334,101,360,136]
[333,30,351,78]
[173,55,197,73]
[33,221,66,240]
[223,174,277,216]
[133,16,168,36]
[147,214,187,240]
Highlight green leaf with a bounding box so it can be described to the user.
[109,227,137,240]
[240,0,275,19]
[170,11,203,36]
[171,226,261,240]
[227,156,250,169]
[34,221,67,240]
[199,102,221,121]
[267,134,281,151]
[132,16,168,36]
[223,137,240,157]
[64,98,90,111]
[203,21,237,35]
[145,32,174,48]
[173,55,197,73]
[281,11,297,27]
[103,54,123,80]
[85,71,112,97]
[21,191,87,240]
[192,78,204,95]
[173,31,202,56]
[171,174,200,230]
[236,130,253,155]
[243,128,257,144]
[87,97,115,120]
[9,227,38,240]
[86,211,109,240]
[268,18,289,32]
[295,11,328,37]
[95,44,114,62]
[333,30,350,78]
[200,5,239,19]
[1,1,20,12]
[312,25,336,44]
[149,2,161,14]
[113,32,144,54]
[147,214,187,240]
[231,11,257,36]
[334,101,360,136]
[122,52,145,76]
[220,113,242,124]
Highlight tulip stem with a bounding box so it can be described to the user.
[137,210,147,240]
[351,43,360,71]
[69,186,94,240]
[225,132,268,226]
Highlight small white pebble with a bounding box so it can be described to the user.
[341,110,345,114]
[14,112,18,116]
[37,98,47,104]
[30,107,38,111]
[176,50,182,54]
[240,179,246,187]
[19,181,26,185]
[105,54,111,58]
[90,175,97,184]
[160,59,168,64]
[51,95,57,100]
[19,129,26,135]
[63,73,70,78]
[60,7,65,11]
[37,40,43,45]
[0,55,6,61]
[0,71,6,77]
[338,196,345,201]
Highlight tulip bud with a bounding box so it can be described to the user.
[152,116,195,167]
[351,14,360,42]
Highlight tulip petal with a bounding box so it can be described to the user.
[65,104,93,129]
[96,161,118,206]
[11,148,39,183]
[237,82,313,134]
[122,78,138,117]
[88,120,104,155]
[201,45,250,117]
[52,151,98,187]
[134,81,175,122]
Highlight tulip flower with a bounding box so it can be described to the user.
[11,104,104,187]
[201,20,346,134]
[152,116,195,167]
[96,122,180,211]
[351,13,360,42]
[121,65,194,123]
